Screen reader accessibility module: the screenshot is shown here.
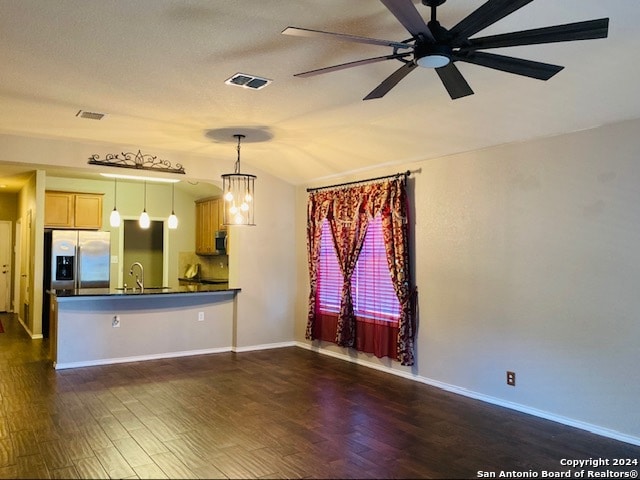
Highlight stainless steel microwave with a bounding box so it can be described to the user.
[214,230,227,254]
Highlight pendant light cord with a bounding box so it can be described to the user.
[234,134,245,174]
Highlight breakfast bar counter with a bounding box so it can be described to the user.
[51,283,236,298]
[49,285,240,370]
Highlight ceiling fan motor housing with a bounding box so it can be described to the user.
[414,42,452,68]
[422,0,446,7]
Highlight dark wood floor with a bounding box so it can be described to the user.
[1,313,639,479]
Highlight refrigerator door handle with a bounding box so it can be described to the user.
[76,245,81,289]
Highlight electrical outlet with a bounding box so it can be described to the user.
[198,311,204,321]
[112,315,120,328]
[506,371,516,386]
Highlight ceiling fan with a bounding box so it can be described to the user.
[282,0,609,100]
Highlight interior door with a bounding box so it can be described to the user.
[13,220,21,314]
[0,221,11,312]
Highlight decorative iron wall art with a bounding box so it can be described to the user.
[88,150,185,175]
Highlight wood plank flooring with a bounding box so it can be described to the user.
[1,312,639,479]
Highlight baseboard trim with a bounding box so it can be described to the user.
[294,341,640,447]
[53,341,298,370]
[232,341,296,353]
[16,314,43,339]
[54,346,232,370]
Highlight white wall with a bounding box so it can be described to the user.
[229,168,297,350]
[295,118,640,443]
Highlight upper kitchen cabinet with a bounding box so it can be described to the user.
[45,191,103,229]
[195,196,225,255]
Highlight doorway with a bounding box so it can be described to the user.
[121,219,166,287]
[0,221,11,312]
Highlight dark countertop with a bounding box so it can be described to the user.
[178,277,229,284]
[50,283,239,298]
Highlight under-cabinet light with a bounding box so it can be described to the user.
[100,173,180,183]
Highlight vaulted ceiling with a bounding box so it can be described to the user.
[1,0,638,189]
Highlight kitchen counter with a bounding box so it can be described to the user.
[178,277,229,285]
[51,283,237,299]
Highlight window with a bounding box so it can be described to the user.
[317,215,401,323]
[307,177,415,365]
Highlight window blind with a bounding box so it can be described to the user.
[317,216,400,323]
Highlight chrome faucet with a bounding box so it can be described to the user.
[129,262,144,291]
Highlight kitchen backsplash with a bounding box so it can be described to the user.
[179,252,228,279]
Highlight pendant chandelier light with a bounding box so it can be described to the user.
[168,183,178,229]
[222,134,256,226]
[109,178,121,227]
[139,181,150,229]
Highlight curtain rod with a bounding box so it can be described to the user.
[306,170,413,193]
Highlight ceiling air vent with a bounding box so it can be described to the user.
[76,110,106,120]
[225,73,272,90]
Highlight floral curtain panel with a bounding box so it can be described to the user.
[306,177,416,366]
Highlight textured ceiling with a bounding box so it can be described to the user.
[0,0,638,190]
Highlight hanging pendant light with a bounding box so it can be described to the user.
[109,178,121,227]
[222,134,256,226]
[139,181,150,229]
[168,183,178,229]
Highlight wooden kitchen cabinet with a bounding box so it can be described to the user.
[195,196,224,255]
[45,191,103,229]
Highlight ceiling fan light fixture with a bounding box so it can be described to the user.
[416,54,450,68]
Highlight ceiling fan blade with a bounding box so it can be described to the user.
[282,26,411,50]
[449,0,534,42]
[379,0,435,41]
[459,18,609,51]
[294,54,410,77]
[435,63,474,100]
[453,51,563,80]
[363,62,417,100]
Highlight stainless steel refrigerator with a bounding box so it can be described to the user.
[42,230,110,338]
[46,230,111,289]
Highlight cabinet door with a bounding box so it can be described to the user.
[195,201,205,254]
[216,197,226,230]
[74,194,103,229]
[195,200,213,254]
[195,197,226,255]
[44,192,74,228]
[210,199,220,239]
